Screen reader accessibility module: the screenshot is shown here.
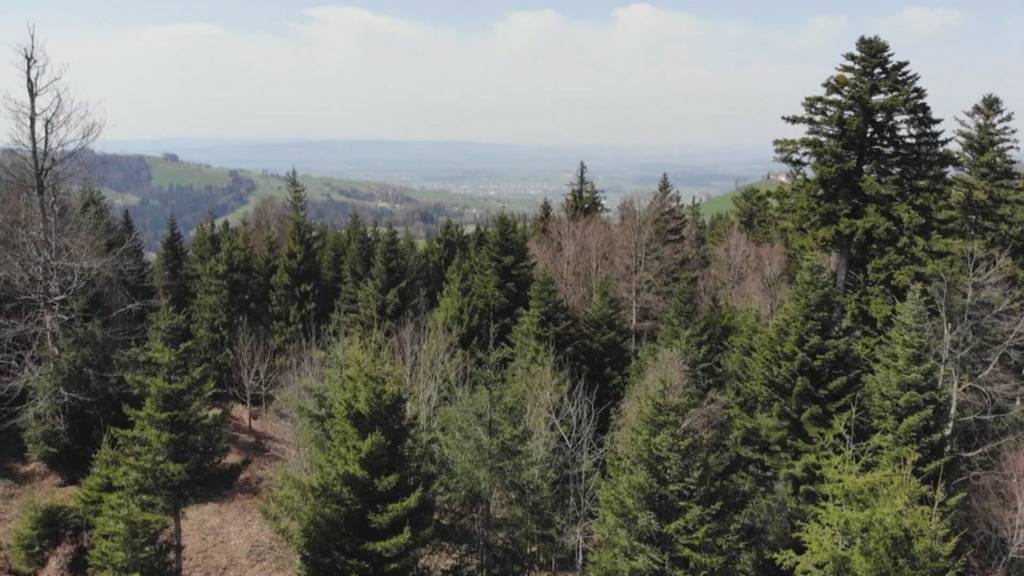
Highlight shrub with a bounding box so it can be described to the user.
[9,498,77,575]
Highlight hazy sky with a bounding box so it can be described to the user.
[2,1,1022,149]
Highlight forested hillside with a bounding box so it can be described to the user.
[78,151,528,249]
[4,31,1024,576]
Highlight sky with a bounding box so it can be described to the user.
[1,1,1022,150]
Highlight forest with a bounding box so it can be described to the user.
[2,29,1024,576]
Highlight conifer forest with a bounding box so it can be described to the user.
[2,16,1024,576]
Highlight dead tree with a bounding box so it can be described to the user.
[935,247,1024,476]
[548,379,605,572]
[231,321,276,432]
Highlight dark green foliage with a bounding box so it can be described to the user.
[189,218,233,394]
[83,298,226,576]
[591,348,739,576]
[511,270,577,364]
[333,213,373,325]
[563,161,606,220]
[21,320,125,478]
[774,35,952,329]
[532,197,554,235]
[154,216,191,313]
[946,94,1023,253]
[733,185,777,242]
[355,225,409,332]
[433,357,556,575]
[436,216,532,354]
[779,449,960,576]
[10,498,78,575]
[267,335,431,576]
[271,170,321,349]
[732,259,860,482]
[575,280,630,418]
[862,286,946,476]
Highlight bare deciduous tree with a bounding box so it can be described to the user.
[232,321,276,432]
[391,317,465,433]
[703,227,787,319]
[935,247,1024,473]
[548,379,605,572]
[971,443,1024,574]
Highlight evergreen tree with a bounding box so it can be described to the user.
[83,300,225,575]
[575,280,630,420]
[433,356,557,575]
[487,213,533,322]
[356,225,409,331]
[154,216,191,313]
[334,213,373,324]
[115,209,155,313]
[511,270,578,364]
[267,335,431,576]
[563,162,606,221]
[862,286,946,477]
[318,228,346,325]
[591,348,739,576]
[779,448,960,576]
[774,36,952,328]
[733,184,777,242]
[732,259,860,488]
[532,197,554,236]
[946,93,1023,252]
[271,169,321,349]
[190,218,233,395]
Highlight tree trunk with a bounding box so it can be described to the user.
[835,244,850,294]
[173,497,183,576]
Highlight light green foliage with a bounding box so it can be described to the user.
[779,450,960,576]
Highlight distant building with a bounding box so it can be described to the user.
[766,171,792,184]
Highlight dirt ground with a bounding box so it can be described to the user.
[0,405,296,576]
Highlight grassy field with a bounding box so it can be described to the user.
[147,157,232,188]
[700,179,781,217]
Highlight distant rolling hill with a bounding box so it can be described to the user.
[83,151,534,249]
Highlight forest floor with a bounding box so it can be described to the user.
[0,405,296,576]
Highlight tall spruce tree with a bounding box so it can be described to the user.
[83,297,225,576]
[774,35,952,329]
[946,93,1023,253]
[190,217,233,395]
[563,161,606,221]
[511,270,578,365]
[154,216,191,313]
[862,286,946,477]
[271,169,321,349]
[575,280,630,422]
[267,335,431,576]
[591,348,739,576]
[356,225,408,331]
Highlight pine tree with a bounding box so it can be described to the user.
[267,335,431,576]
[154,216,191,313]
[487,213,533,322]
[591,348,739,576]
[115,209,155,312]
[563,162,605,221]
[862,286,946,476]
[271,169,321,349]
[774,36,952,329]
[733,184,777,242]
[946,93,1022,252]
